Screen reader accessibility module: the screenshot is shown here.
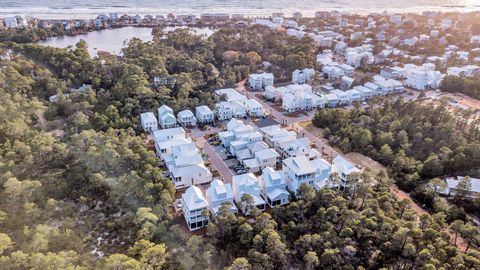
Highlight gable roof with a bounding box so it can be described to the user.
[266,188,290,200]
[262,166,285,187]
[311,158,332,172]
[245,99,263,108]
[196,105,213,115]
[332,155,359,175]
[247,141,270,153]
[178,110,195,118]
[140,112,157,123]
[171,163,210,177]
[182,185,208,210]
[233,173,259,191]
[153,127,185,142]
[283,156,316,175]
[446,177,480,193]
[158,105,173,115]
[227,118,245,131]
[255,148,280,160]
[208,179,234,200]
[215,88,247,102]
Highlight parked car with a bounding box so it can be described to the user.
[176,200,182,209]
[235,169,247,175]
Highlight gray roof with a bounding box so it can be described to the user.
[182,185,209,210]
[283,156,316,175]
[332,155,359,175]
[446,177,480,193]
[196,105,213,115]
[255,148,280,160]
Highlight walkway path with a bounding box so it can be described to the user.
[236,82,469,252]
[196,137,234,184]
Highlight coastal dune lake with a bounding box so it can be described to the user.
[36,26,215,56]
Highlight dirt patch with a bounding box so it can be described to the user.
[270,103,285,113]
[298,121,324,139]
[173,211,207,239]
[346,152,386,175]
[453,92,480,110]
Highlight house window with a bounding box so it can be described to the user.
[190,222,197,229]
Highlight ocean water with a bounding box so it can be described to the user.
[1,0,479,19]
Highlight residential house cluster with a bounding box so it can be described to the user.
[380,63,444,91]
[292,68,315,84]
[266,74,403,111]
[2,16,27,28]
[248,72,274,90]
[141,104,218,132]
[265,84,324,112]
[285,28,342,47]
[181,120,362,231]
[345,45,375,68]
[218,118,264,157]
[260,125,320,159]
[403,63,444,90]
[215,88,264,120]
[316,51,356,80]
[153,127,212,190]
[446,65,480,77]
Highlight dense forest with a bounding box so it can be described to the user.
[0,26,479,269]
[0,24,91,43]
[440,74,480,100]
[312,98,480,218]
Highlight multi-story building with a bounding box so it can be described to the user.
[182,186,209,231]
[260,167,290,207]
[232,173,266,213]
[140,112,158,132]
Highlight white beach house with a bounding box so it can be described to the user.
[206,179,237,215]
[177,109,197,127]
[232,173,266,213]
[195,105,215,124]
[140,112,158,132]
[158,105,177,129]
[182,186,209,231]
[260,167,290,207]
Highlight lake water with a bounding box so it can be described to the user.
[1,0,479,19]
[36,26,216,56]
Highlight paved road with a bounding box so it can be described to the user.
[292,123,341,159]
[196,137,234,184]
[244,89,342,159]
